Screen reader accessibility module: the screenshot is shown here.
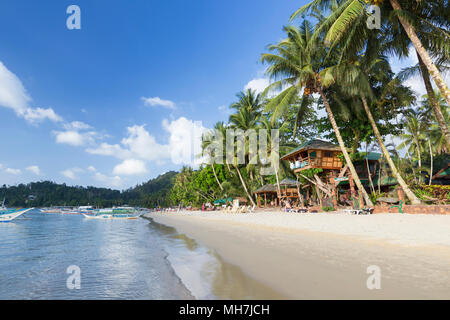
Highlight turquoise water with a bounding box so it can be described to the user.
[0,210,196,299]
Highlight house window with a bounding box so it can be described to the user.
[324,151,333,158]
[310,151,317,158]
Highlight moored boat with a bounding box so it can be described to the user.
[83,206,141,220]
[1,201,33,222]
[40,207,61,213]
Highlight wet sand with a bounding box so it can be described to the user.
[145,211,450,299]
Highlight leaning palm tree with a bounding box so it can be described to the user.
[327,29,422,204]
[292,0,450,114]
[261,21,374,206]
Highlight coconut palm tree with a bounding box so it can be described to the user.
[419,91,450,154]
[292,0,450,121]
[227,90,264,207]
[327,29,422,203]
[398,112,428,182]
[261,22,374,206]
[201,121,226,191]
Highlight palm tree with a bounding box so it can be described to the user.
[328,32,421,203]
[398,113,427,182]
[292,0,450,121]
[227,90,263,207]
[201,122,226,191]
[419,91,450,154]
[260,21,316,136]
[261,22,374,206]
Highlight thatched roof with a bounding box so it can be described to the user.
[253,184,277,194]
[281,139,343,160]
[279,178,300,186]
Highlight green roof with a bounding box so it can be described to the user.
[281,139,342,160]
[361,152,382,161]
[438,167,450,177]
[371,176,398,186]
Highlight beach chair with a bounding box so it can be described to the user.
[237,206,246,213]
[345,194,374,215]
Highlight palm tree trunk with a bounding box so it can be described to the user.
[275,168,281,200]
[317,87,373,206]
[233,164,256,207]
[211,164,223,191]
[428,140,433,186]
[389,0,450,106]
[365,152,375,194]
[405,149,418,184]
[361,97,421,204]
[416,51,450,147]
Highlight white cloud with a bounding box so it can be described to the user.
[26,165,41,175]
[86,117,208,174]
[61,168,84,180]
[5,168,21,175]
[244,78,270,95]
[218,104,232,115]
[86,142,132,159]
[0,61,63,124]
[94,172,122,188]
[22,107,63,124]
[63,121,92,131]
[391,45,450,99]
[87,166,97,172]
[121,125,169,161]
[141,96,176,109]
[54,130,86,146]
[162,117,207,166]
[113,159,148,176]
[54,130,97,146]
[0,61,31,113]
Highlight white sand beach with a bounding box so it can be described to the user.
[145,211,450,299]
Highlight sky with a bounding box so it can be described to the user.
[0,0,440,190]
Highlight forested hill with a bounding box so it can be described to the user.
[0,171,177,208]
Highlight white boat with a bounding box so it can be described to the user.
[40,207,61,213]
[82,207,141,220]
[0,200,33,222]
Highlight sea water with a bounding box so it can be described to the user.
[0,210,210,299]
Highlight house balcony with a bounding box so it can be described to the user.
[289,157,343,173]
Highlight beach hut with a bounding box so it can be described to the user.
[281,139,344,173]
[278,178,301,203]
[281,139,359,208]
[253,184,278,207]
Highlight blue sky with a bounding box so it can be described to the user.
[0,0,312,189]
[0,1,435,189]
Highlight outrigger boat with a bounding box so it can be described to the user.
[82,207,141,220]
[0,199,33,222]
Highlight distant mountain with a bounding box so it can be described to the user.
[0,171,178,208]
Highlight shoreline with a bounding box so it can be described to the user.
[145,211,450,299]
[145,216,287,299]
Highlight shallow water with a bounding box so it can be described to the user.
[0,210,194,299]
